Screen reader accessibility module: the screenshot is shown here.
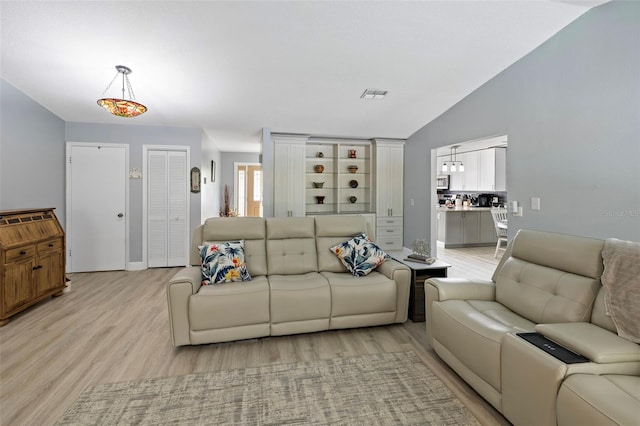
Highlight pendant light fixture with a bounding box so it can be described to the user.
[97,65,147,117]
[441,145,465,173]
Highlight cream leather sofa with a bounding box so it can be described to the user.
[167,215,410,347]
[425,229,640,426]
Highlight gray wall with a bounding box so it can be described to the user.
[405,1,640,245]
[0,79,66,225]
[201,131,222,221]
[66,122,202,263]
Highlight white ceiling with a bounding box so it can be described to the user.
[1,1,608,153]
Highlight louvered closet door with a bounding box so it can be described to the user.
[148,150,188,267]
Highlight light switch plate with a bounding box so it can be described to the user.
[531,197,541,210]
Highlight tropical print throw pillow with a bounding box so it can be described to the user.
[330,233,389,277]
[200,240,252,285]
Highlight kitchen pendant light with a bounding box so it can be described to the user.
[97,65,147,117]
[442,145,465,173]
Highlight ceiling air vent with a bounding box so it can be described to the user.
[360,89,388,100]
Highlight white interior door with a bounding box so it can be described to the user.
[146,148,188,268]
[66,143,127,272]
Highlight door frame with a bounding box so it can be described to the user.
[65,142,130,273]
[142,145,191,269]
[233,162,262,217]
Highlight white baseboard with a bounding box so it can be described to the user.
[126,262,146,271]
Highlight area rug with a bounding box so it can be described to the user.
[57,351,479,425]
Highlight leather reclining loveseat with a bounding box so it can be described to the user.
[167,215,410,347]
[426,229,640,426]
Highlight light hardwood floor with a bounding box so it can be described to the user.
[0,246,509,426]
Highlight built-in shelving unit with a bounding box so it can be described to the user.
[305,141,371,215]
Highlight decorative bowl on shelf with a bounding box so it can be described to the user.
[312,182,324,188]
[314,164,324,173]
[349,196,357,204]
[349,180,358,188]
[315,196,325,204]
[347,165,358,173]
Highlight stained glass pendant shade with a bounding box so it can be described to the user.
[97,65,147,117]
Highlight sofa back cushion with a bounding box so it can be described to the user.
[191,217,267,277]
[266,217,317,275]
[495,229,604,323]
[315,215,369,273]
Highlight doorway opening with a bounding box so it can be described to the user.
[430,135,508,259]
[235,163,263,217]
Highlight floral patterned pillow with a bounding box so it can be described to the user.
[330,233,389,277]
[200,240,252,285]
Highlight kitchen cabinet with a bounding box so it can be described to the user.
[438,209,498,248]
[447,148,506,192]
[478,148,506,191]
[373,139,404,250]
[273,136,306,217]
[0,208,66,326]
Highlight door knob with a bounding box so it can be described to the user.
[117,213,124,218]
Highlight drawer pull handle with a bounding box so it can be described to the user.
[386,230,394,232]
[48,243,54,247]
[20,250,26,255]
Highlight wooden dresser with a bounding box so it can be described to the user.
[0,208,66,326]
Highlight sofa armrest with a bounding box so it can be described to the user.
[425,278,496,302]
[377,259,411,322]
[535,323,640,364]
[167,266,201,346]
[424,278,496,347]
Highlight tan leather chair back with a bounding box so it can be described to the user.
[314,215,368,272]
[191,217,268,277]
[494,229,604,324]
[266,217,317,275]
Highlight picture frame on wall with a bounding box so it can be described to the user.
[190,167,201,193]
[211,160,216,183]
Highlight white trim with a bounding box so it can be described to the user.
[65,142,129,273]
[126,262,146,271]
[142,144,191,269]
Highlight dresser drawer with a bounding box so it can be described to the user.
[377,226,402,237]
[5,245,36,262]
[377,217,403,227]
[37,239,63,253]
[377,237,403,251]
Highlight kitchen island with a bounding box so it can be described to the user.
[436,206,499,248]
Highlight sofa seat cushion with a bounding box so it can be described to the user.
[557,374,640,426]
[432,299,536,392]
[189,276,269,331]
[268,273,330,324]
[321,271,396,317]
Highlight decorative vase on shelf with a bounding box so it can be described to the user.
[314,164,324,173]
[315,196,325,204]
[347,165,358,173]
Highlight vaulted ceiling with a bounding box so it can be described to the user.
[1,1,608,152]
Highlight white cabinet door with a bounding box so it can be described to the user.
[478,148,507,191]
[274,141,305,217]
[462,151,480,191]
[374,140,404,250]
[388,145,404,217]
